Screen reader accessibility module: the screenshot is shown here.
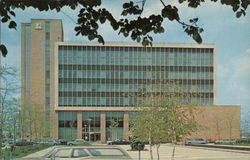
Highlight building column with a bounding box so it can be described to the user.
[51,111,58,139]
[100,112,106,142]
[77,111,82,139]
[123,112,129,140]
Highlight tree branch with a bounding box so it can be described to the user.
[159,0,166,7]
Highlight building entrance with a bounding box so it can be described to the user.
[83,132,100,141]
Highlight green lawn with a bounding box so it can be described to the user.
[214,143,250,146]
[1,144,50,159]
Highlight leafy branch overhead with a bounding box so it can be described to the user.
[1,0,249,56]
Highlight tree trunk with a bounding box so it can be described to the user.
[149,144,153,160]
[148,137,153,160]
[156,143,161,160]
[171,143,176,160]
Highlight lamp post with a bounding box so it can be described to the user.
[84,124,87,140]
[87,119,92,142]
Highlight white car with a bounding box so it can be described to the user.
[14,146,132,160]
[185,139,208,144]
[215,139,236,144]
[67,139,87,145]
[47,140,59,145]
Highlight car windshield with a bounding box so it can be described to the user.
[51,149,71,158]
[73,149,89,158]
[87,148,125,156]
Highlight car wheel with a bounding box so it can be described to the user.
[69,143,73,146]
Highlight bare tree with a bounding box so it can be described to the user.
[0,66,19,157]
[19,101,50,140]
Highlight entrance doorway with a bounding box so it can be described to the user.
[83,132,100,141]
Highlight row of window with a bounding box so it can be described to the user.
[59,65,213,71]
[58,111,124,128]
[59,46,213,58]
[58,83,213,92]
[58,78,214,85]
[45,21,51,113]
[59,70,213,79]
[58,97,213,106]
[59,56,213,66]
[24,25,31,100]
[58,45,213,53]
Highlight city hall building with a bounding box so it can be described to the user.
[21,19,240,142]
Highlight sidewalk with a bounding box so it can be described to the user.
[119,144,250,160]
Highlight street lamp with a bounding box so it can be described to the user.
[84,124,87,140]
[87,119,92,142]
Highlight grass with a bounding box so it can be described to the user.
[0,144,50,159]
[214,143,250,146]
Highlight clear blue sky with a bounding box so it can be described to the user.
[1,1,250,127]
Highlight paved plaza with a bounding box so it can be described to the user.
[24,144,250,160]
[120,144,250,160]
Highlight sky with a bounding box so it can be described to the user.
[1,1,250,127]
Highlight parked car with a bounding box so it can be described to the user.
[2,141,14,148]
[67,139,88,145]
[47,140,60,145]
[215,139,237,144]
[130,139,145,151]
[185,139,208,144]
[16,139,33,146]
[57,139,67,145]
[107,139,132,145]
[237,138,250,144]
[43,146,132,159]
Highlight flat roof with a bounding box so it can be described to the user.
[56,41,216,49]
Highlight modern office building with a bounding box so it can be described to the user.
[21,19,240,142]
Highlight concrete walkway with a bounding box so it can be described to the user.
[24,144,250,160]
[119,144,250,160]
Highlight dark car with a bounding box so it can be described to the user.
[57,139,67,145]
[107,139,132,145]
[237,138,250,144]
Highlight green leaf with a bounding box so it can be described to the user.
[123,32,129,37]
[193,33,202,44]
[121,10,128,16]
[1,17,8,23]
[9,11,16,17]
[0,44,8,57]
[136,37,141,43]
[99,16,106,24]
[88,34,96,40]
[111,21,119,30]
[8,21,17,30]
[123,1,133,9]
[236,11,242,18]
[98,36,105,44]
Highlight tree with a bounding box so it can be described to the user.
[130,83,199,160]
[19,101,50,140]
[0,66,19,157]
[1,0,249,56]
